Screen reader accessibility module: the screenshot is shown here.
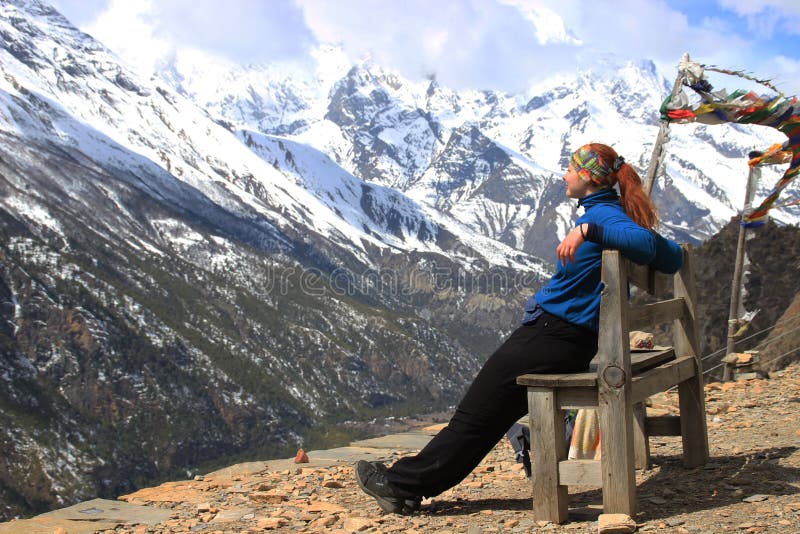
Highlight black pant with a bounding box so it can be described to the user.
[386,311,598,497]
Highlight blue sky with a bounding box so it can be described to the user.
[50,0,800,95]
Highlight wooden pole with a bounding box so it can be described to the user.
[723,158,760,380]
[643,56,687,197]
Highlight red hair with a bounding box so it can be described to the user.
[586,143,658,229]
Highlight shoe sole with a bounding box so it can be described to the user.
[355,463,419,515]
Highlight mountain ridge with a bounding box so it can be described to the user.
[0,0,798,521]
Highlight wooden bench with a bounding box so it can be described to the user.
[516,246,709,523]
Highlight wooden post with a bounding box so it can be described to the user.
[643,56,687,197]
[723,162,760,380]
[673,245,709,466]
[597,251,636,515]
[528,388,568,523]
[633,403,651,469]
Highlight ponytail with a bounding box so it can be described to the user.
[616,163,657,229]
[583,143,658,229]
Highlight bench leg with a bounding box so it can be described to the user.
[598,393,637,517]
[633,402,650,470]
[528,387,568,524]
[678,372,709,467]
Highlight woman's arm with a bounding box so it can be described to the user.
[559,221,683,273]
[649,232,684,273]
[564,216,655,265]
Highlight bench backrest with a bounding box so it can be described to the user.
[596,245,699,384]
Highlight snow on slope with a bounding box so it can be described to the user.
[159,44,799,249]
[0,0,542,271]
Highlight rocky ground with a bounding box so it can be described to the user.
[8,363,800,533]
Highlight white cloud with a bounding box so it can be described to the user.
[717,0,800,37]
[82,0,171,76]
[296,0,580,92]
[54,0,800,95]
[50,0,108,26]
[148,0,316,63]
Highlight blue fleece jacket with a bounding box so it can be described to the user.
[524,188,683,332]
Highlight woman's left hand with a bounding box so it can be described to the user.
[556,225,586,265]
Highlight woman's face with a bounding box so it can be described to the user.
[563,163,593,199]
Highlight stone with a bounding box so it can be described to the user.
[294,449,310,463]
[598,513,637,533]
[256,517,287,529]
[249,491,286,504]
[310,515,338,528]
[305,500,346,513]
[322,480,344,488]
[743,494,769,503]
[342,517,371,531]
[210,508,255,523]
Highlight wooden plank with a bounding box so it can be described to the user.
[673,246,709,467]
[517,372,596,388]
[630,355,696,403]
[679,370,710,467]
[629,348,675,374]
[528,388,569,523]
[645,415,681,436]
[633,403,650,469]
[597,251,637,516]
[518,349,675,388]
[525,386,597,408]
[628,299,685,330]
[556,387,598,409]
[625,261,671,295]
[674,245,701,361]
[558,459,602,487]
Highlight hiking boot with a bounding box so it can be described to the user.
[354,460,421,515]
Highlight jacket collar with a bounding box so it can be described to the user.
[578,187,619,209]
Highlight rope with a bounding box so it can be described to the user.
[749,322,800,350]
[669,337,798,396]
[701,345,728,363]
[757,345,800,369]
[716,309,800,357]
[702,359,729,377]
[700,321,800,379]
[700,65,783,96]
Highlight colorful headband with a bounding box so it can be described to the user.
[570,145,624,187]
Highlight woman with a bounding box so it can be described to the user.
[355,143,684,514]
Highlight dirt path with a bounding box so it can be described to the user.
[14,362,799,533]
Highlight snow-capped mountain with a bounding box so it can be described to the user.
[0,0,545,519]
[0,0,798,520]
[163,46,798,256]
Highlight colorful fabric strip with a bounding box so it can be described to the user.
[663,84,800,225]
